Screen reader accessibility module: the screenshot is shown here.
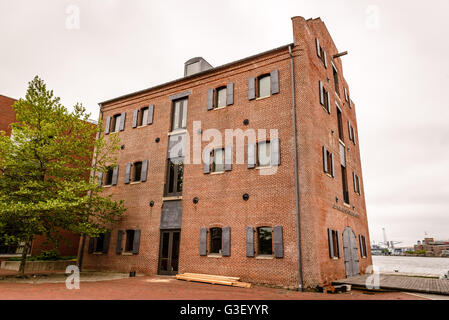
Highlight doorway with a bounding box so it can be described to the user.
[342,227,360,277]
[158,230,180,275]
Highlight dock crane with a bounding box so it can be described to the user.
[380,228,402,254]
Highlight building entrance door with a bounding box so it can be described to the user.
[158,230,180,275]
[342,227,360,277]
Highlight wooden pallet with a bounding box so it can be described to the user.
[176,273,251,288]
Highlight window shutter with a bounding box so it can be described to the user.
[116,230,124,254]
[112,166,119,185]
[98,172,103,187]
[328,228,334,258]
[147,105,154,125]
[222,227,231,257]
[319,81,324,105]
[353,172,357,192]
[207,88,214,110]
[322,146,328,173]
[352,126,356,145]
[119,112,126,131]
[348,99,352,109]
[246,226,254,257]
[323,50,328,69]
[132,110,138,128]
[248,77,256,100]
[271,138,280,166]
[141,160,148,182]
[336,231,341,258]
[247,143,256,168]
[344,88,348,101]
[330,153,335,177]
[357,176,361,194]
[224,146,232,171]
[315,38,321,58]
[124,163,131,184]
[102,232,111,254]
[348,121,353,141]
[88,237,95,254]
[105,116,111,134]
[203,149,210,174]
[326,91,331,113]
[226,82,234,106]
[273,226,284,258]
[359,235,364,257]
[132,229,141,254]
[200,227,207,256]
[270,69,279,94]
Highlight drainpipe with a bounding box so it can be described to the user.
[289,44,303,291]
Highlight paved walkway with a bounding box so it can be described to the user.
[333,274,449,296]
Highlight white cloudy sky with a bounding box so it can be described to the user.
[1,0,448,246]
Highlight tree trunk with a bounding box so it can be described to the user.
[18,239,31,276]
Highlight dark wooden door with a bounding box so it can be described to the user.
[343,227,360,277]
[158,230,180,275]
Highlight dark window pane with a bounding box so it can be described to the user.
[341,166,350,204]
[257,227,273,255]
[133,162,142,182]
[210,228,222,254]
[95,233,105,252]
[337,108,343,140]
[125,230,135,252]
[105,168,114,185]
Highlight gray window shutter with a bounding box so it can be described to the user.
[98,172,103,187]
[336,230,341,258]
[124,163,131,184]
[353,172,357,192]
[271,138,280,166]
[119,112,126,131]
[247,143,256,168]
[222,227,231,257]
[132,229,141,254]
[328,228,334,258]
[246,226,254,257]
[226,82,234,106]
[141,160,148,182]
[225,146,232,171]
[326,91,331,113]
[88,237,95,254]
[116,230,124,254]
[102,232,111,254]
[348,122,353,141]
[105,116,111,134]
[319,81,324,105]
[330,153,335,177]
[148,105,154,125]
[200,227,207,256]
[344,87,348,101]
[132,110,138,128]
[273,226,284,258]
[203,149,210,174]
[248,77,256,100]
[270,69,279,95]
[112,166,119,185]
[316,38,321,58]
[207,88,214,110]
[322,146,328,173]
[323,50,328,69]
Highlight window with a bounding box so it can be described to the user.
[138,107,149,127]
[353,172,361,195]
[332,64,340,96]
[348,122,356,144]
[319,81,330,113]
[133,161,142,182]
[110,114,121,133]
[359,235,367,258]
[315,38,327,68]
[257,75,271,98]
[210,228,222,254]
[216,87,227,108]
[125,230,135,252]
[328,229,340,258]
[257,141,271,167]
[257,227,273,255]
[105,167,114,186]
[165,158,183,196]
[94,233,105,253]
[212,148,224,172]
[341,166,350,204]
[337,106,344,141]
[322,146,334,177]
[171,98,188,131]
[344,87,349,102]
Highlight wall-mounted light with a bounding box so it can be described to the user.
[243,119,249,126]
[121,144,125,150]
[149,200,155,207]
[335,196,339,203]
[193,197,199,204]
[155,137,160,143]
[243,193,249,201]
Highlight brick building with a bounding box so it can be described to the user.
[414,238,449,257]
[81,16,372,289]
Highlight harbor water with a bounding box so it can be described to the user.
[372,255,449,277]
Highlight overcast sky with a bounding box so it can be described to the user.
[1,0,448,247]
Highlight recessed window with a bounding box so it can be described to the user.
[104,167,114,186]
[337,106,344,141]
[210,228,222,254]
[353,172,361,195]
[133,161,142,182]
[171,98,188,131]
[323,146,334,176]
[257,227,273,256]
[359,235,367,258]
[341,166,350,204]
[328,229,340,258]
[110,114,121,133]
[125,230,135,252]
[94,233,105,253]
[257,75,271,98]
[138,107,149,127]
[166,158,183,196]
[257,141,271,167]
[332,64,340,96]
[212,148,225,172]
[216,87,227,108]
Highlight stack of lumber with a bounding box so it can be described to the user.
[176,273,252,288]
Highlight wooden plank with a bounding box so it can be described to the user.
[176,274,251,288]
[182,273,240,281]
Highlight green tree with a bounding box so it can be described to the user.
[0,76,126,275]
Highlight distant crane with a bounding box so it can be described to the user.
[380,228,402,253]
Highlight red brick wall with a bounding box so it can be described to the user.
[82,16,372,289]
[0,95,16,136]
[31,231,80,257]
